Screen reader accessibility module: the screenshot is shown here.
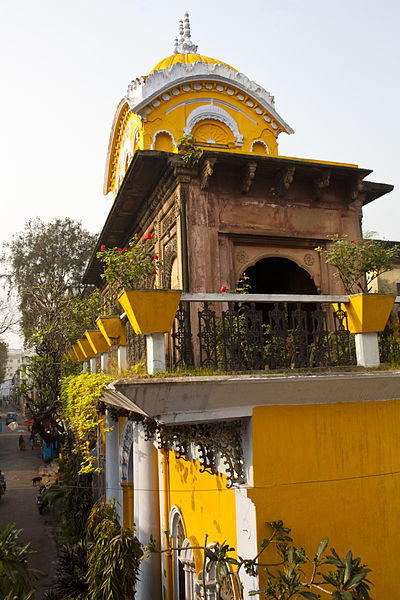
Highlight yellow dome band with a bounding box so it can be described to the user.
[150,53,237,73]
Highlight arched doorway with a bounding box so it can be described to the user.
[242,257,319,367]
[245,256,317,295]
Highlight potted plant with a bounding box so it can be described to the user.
[97,233,181,335]
[316,236,399,333]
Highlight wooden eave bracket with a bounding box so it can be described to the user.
[272,165,296,196]
[200,157,217,190]
[242,161,257,193]
[313,169,331,201]
[349,174,365,203]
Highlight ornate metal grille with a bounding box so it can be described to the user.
[379,315,400,364]
[311,306,331,367]
[171,302,193,367]
[198,302,218,368]
[126,320,146,368]
[333,304,355,365]
[172,300,355,371]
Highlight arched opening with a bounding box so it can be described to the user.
[245,257,317,295]
[192,119,234,148]
[154,131,175,152]
[243,256,318,331]
[170,507,187,600]
[251,140,269,155]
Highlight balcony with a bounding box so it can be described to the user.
[117,293,400,375]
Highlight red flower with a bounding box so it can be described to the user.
[350,240,355,243]
[220,285,227,292]
[100,245,105,250]
[117,248,122,252]
[124,247,128,251]
[143,233,152,240]
[153,254,158,260]
[152,269,157,274]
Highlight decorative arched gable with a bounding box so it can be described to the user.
[184,101,243,146]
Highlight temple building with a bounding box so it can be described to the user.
[81,13,400,600]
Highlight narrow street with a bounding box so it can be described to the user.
[0,405,58,598]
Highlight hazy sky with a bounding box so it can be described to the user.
[0,0,399,345]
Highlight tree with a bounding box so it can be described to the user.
[315,236,400,294]
[0,341,8,384]
[3,218,98,443]
[4,217,96,339]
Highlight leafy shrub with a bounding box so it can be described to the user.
[0,524,36,599]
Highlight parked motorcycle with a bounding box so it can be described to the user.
[37,484,49,514]
[0,470,6,502]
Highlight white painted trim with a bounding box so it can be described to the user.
[180,293,350,303]
[119,419,133,482]
[184,102,243,146]
[169,506,187,600]
[355,332,380,367]
[126,61,294,134]
[160,406,253,424]
[169,504,186,536]
[235,488,259,595]
[150,129,177,150]
[250,139,269,154]
[166,97,257,124]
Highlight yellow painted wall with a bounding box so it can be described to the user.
[168,451,237,566]
[249,400,400,598]
[105,82,283,196]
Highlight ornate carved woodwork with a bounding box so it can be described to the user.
[272,165,296,196]
[242,161,257,193]
[200,157,217,190]
[313,169,331,200]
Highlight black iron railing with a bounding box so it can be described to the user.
[171,300,355,371]
[124,294,400,373]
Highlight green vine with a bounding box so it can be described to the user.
[61,373,113,473]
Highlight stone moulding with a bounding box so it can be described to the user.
[184,102,243,146]
[150,129,177,150]
[126,61,294,134]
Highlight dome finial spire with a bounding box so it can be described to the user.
[173,12,198,54]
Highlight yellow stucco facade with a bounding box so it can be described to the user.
[103,42,295,198]
[168,450,237,574]
[250,400,400,598]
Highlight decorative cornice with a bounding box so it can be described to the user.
[125,62,295,134]
[144,419,246,488]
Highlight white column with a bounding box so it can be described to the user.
[134,423,161,600]
[118,346,127,371]
[235,489,259,596]
[105,411,122,519]
[146,333,166,374]
[355,332,380,367]
[89,357,97,374]
[100,352,109,373]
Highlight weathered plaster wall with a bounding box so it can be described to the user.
[185,165,363,294]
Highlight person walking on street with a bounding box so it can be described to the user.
[19,434,25,451]
[29,433,35,450]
